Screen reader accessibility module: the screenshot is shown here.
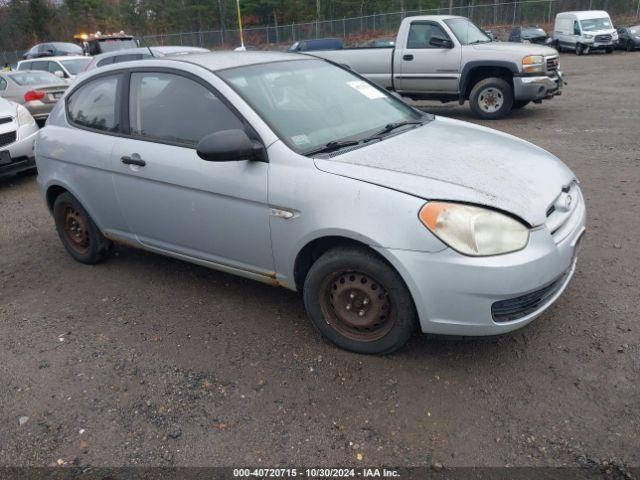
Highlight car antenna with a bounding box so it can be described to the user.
[138,34,155,57]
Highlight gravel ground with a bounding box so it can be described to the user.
[0,52,638,469]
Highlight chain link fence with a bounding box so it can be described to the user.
[2,0,639,65]
[141,0,639,50]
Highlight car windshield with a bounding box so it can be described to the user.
[218,59,422,154]
[98,39,138,53]
[523,28,546,36]
[8,71,61,86]
[580,18,612,31]
[60,58,91,74]
[444,18,491,44]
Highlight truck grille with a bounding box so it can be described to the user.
[595,34,612,42]
[545,56,559,73]
[492,271,568,322]
[0,130,17,147]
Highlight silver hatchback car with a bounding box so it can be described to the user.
[36,52,586,354]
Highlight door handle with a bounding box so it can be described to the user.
[403,54,414,61]
[121,155,146,167]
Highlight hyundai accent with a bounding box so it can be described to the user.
[35,52,586,354]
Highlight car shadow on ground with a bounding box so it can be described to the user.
[0,170,37,190]
[105,242,527,365]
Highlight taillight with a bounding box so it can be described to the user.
[24,90,45,102]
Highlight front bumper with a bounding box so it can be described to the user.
[513,71,563,101]
[0,121,38,177]
[377,198,586,336]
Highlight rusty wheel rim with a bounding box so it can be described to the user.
[61,204,90,255]
[319,271,394,342]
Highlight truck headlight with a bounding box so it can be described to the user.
[522,55,543,73]
[419,202,530,256]
[16,104,35,126]
[583,34,594,40]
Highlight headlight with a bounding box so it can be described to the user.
[583,34,594,39]
[16,104,35,126]
[522,55,543,73]
[419,202,530,256]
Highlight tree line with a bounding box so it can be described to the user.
[0,0,442,51]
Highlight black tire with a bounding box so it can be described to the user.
[626,41,633,52]
[554,40,562,52]
[469,77,514,120]
[303,246,417,355]
[53,192,112,264]
[605,47,613,54]
[575,43,584,55]
[512,100,530,109]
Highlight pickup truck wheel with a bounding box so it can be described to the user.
[53,192,112,264]
[469,78,514,120]
[576,43,584,55]
[303,246,417,355]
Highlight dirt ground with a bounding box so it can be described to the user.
[1,52,639,470]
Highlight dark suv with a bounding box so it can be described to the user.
[509,26,551,45]
[23,42,82,59]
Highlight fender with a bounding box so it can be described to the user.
[458,60,520,104]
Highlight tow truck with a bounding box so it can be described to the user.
[73,32,139,56]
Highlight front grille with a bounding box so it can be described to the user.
[492,272,568,322]
[0,130,16,147]
[546,56,559,73]
[595,34,612,42]
[0,117,12,125]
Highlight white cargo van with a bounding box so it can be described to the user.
[553,11,617,55]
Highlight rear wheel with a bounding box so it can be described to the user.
[303,246,417,354]
[53,192,112,264]
[469,77,514,120]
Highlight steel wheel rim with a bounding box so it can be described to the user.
[61,204,90,254]
[478,87,504,113]
[319,271,395,342]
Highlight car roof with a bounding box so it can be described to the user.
[557,11,611,20]
[169,51,309,71]
[91,46,208,62]
[405,15,464,21]
[20,55,89,63]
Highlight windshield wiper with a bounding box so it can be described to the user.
[468,39,491,45]
[364,120,425,142]
[303,140,360,156]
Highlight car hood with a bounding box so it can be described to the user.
[472,41,557,56]
[313,117,575,226]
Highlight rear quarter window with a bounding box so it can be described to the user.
[67,75,121,132]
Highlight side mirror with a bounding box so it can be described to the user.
[196,129,266,162]
[53,70,65,78]
[429,37,453,48]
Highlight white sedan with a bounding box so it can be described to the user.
[0,97,38,178]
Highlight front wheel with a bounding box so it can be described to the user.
[469,77,514,120]
[303,246,417,354]
[576,43,585,55]
[605,47,614,54]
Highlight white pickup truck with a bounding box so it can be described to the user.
[310,15,564,119]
